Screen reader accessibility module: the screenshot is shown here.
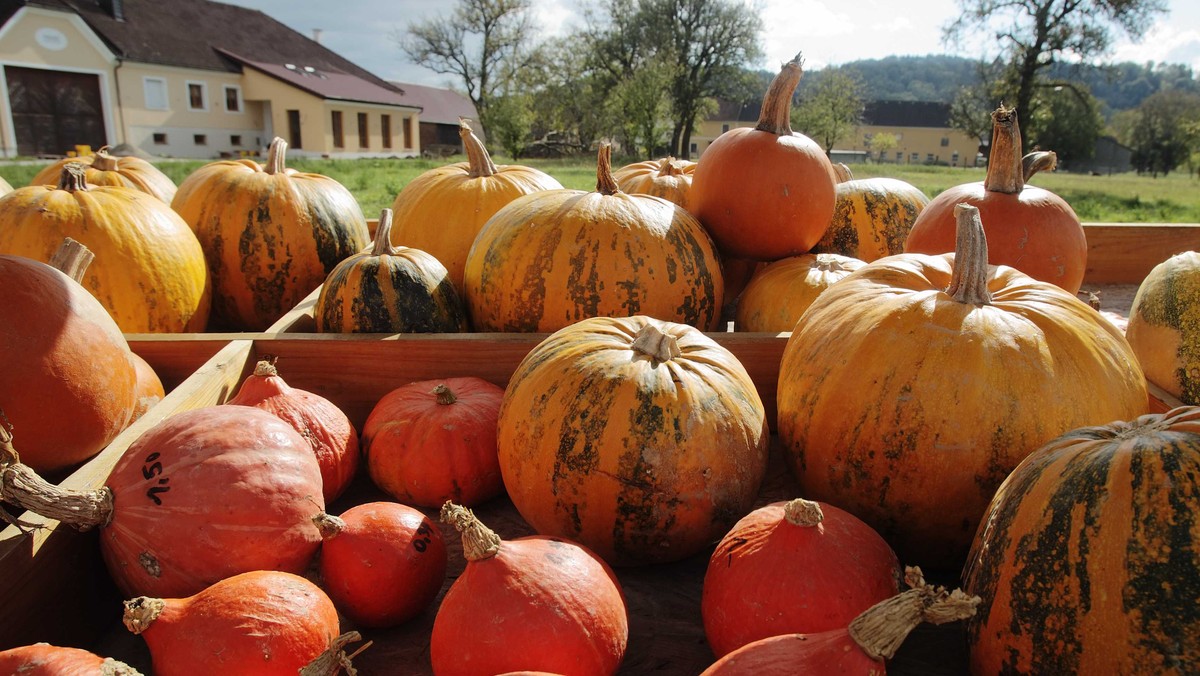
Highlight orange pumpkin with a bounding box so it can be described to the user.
[130,351,166,422]
[612,156,695,207]
[465,144,724,332]
[776,204,1148,568]
[30,146,178,203]
[0,643,139,674]
[735,253,865,332]
[903,104,1086,294]
[963,406,1200,675]
[1125,251,1200,404]
[688,54,836,260]
[813,166,930,262]
[497,315,769,566]
[171,137,370,330]
[0,163,211,332]
[389,119,562,295]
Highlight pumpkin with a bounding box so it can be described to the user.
[734,253,865,332]
[497,315,769,566]
[389,119,562,295]
[688,54,836,261]
[700,568,980,675]
[0,175,12,196]
[611,156,695,207]
[812,165,930,262]
[1125,251,1200,404]
[361,376,505,507]
[431,503,629,676]
[701,498,901,658]
[123,570,351,676]
[903,104,1087,294]
[0,405,325,598]
[776,203,1148,569]
[314,208,468,333]
[225,359,360,502]
[30,145,178,203]
[315,501,447,628]
[0,239,138,473]
[0,163,211,332]
[0,643,140,675]
[171,136,370,331]
[465,144,724,332]
[963,406,1200,675]
[130,351,166,421]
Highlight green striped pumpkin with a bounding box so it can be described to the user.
[1126,251,1200,404]
[812,173,930,262]
[315,209,468,333]
[963,405,1200,675]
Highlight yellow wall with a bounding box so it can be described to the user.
[845,125,982,167]
[325,103,419,157]
[691,118,755,156]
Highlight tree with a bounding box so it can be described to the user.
[400,0,539,136]
[792,67,865,155]
[943,0,1168,150]
[488,93,536,159]
[1128,89,1200,176]
[868,132,899,163]
[1026,84,1105,168]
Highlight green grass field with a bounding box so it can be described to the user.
[5,153,1198,223]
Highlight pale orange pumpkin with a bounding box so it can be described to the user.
[735,253,865,332]
[30,146,178,203]
[612,156,696,207]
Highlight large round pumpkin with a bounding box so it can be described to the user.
[688,54,836,261]
[813,167,930,262]
[171,137,370,330]
[497,315,769,566]
[612,156,695,207]
[903,105,1086,294]
[776,203,1148,569]
[963,406,1200,675]
[0,163,211,332]
[735,253,865,332]
[1125,251,1200,404]
[464,144,723,332]
[30,145,177,203]
[389,119,562,295]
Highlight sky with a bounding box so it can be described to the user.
[218,0,1200,89]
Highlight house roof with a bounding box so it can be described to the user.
[862,100,952,128]
[710,99,762,123]
[388,81,478,126]
[225,50,415,108]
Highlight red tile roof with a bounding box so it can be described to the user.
[387,81,479,125]
[223,50,417,108]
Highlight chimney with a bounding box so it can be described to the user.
[312,28,322,44]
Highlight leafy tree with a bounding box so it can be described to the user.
[607,54,677,158]
[867,132,899,163]
[792,67,865,155]
[1128,89,1200,176]
[1027,84,1105,168]
[487,93,536,159]
[943,0,1168,149]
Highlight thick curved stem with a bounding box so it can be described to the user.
[756,53,804,136]
[48,238,95,283]
[460,119,498,178]
[265,137,288,175]
[300,631,367,676]
[371,209,396,256]
[595,144,620,195]
[1022,150,1058,182]
[847,566,981,660]
[657,157,686,177]
[441,501,500,562]
[983,105,1023,194]
[944,204,993,306]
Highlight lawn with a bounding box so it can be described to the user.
[4,153,1198,223]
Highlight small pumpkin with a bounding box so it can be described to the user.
[0,643,141,675]
[315,501,447,628]
[688,54,836,261]
[30,146,178,203]
[701,498,901,658]
[431,503,629,676]
[362,376,505,507]
[389,119,562,295]
[1125,251,1200,404]
[315,208,468,333]
[130,351,166,421]
[225,359,360,502]
[497,315,769,566]
[123,570,352,676]
[812,165,930,262]
[963,406,1200,675]
[0,163,211,332]
[735,253,865,332]
[903,104,1086,294]
[171,137,370,330]
[612,156,695,207]
[464,144,724,332]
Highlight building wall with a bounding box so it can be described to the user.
[690,118,756,157]
[845,125,982,167]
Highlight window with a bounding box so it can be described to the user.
[152,133,167,145]
[952,151,960,166]
[690,142,698,155]
[143,77,168,110]
[910,152,919,163]
[186,81,207,111]
[194,134,207,145]
[940,136,950,147]
[231,135,242,146]
[287,110,302,149]
[721,124,730,133]
[332,111,344,149]
[357,112,368,148]
[224,86,242,113]
[926,153,935,163]
[381,115,392,149]
[895,151,903,161]
[403,116,413,149]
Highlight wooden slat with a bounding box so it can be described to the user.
[1082,223,1199,284]
[1148,381,1185,414]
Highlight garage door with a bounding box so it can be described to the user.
[5,66,106,157]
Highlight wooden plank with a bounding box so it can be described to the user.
[1081,223,1199,284]
[1148,381,1185,414]
[125,334,242,392]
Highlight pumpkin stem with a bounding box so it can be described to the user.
[441,501,500,562]
[460,118,498,178]
[265,137,289,175]
[982,104,1023,194]
[252,358,280,378]
[595,143,621,196]
[814,253,854,274]
[90,146,118,172]
[313,512,346,540]
[48,238,95,284]
[0,455,114,530]
[300,631,367,676]
[832,162,854,183]
[58,162,90,192]
[783,498,824,527]
[1022,150,1057,182]
[756,52,804,136]
[121,596,166,635]
[945,204,993,306]
[371,209,397,256]
[631,323,682,363]
[432,384,458,406]
[657,157,685,177]
[846,566,981,661]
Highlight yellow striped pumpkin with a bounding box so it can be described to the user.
[464,144,723,332]
[812,169,930,262]
[1125,251,1200,404]
[30,146,177,203]
[735,253,865,332]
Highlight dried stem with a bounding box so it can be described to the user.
[460,119,498,178]
[631,323,682,363]
[983,105,1023,194]
[944,204,993,306]
[595,144,620,196]
[441,501,500,562]
[756,53,804,136]
[48,238,95,283]
[847,566,981,660]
